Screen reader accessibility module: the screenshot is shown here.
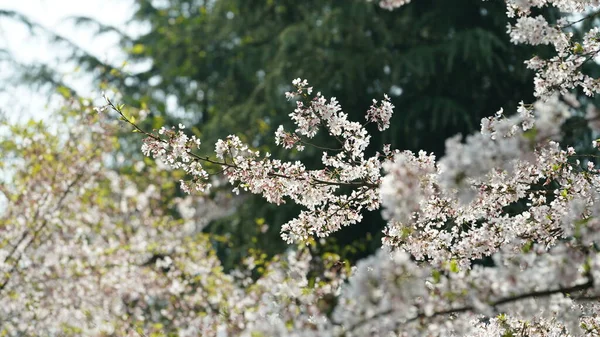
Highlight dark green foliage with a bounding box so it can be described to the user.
[118,0,536,152]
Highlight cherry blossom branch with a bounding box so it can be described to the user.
[341,276,595,335]
[0,171,87,292]
[106,98,377,189]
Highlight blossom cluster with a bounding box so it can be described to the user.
[379,94,595,264]
[367,0,412,10]
[332,244,600,336]
[137,79,389,244]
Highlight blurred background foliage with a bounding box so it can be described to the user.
[2,0,561,269]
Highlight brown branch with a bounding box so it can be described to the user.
[559,10,600,29]
[341,277,595,335]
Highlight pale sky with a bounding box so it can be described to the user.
[0,0,138,121]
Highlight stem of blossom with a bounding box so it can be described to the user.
[298,138,342,152]
[560,10,600,29]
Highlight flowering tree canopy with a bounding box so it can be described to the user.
[4,0,600,336]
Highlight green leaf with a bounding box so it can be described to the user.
[57,86,71,98]
[521,240,533,253]
[131,44,146,54]
[523,128,538,142]
[449,260,459,273]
